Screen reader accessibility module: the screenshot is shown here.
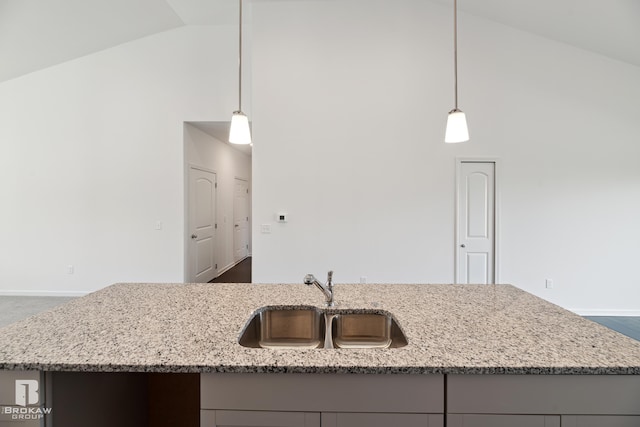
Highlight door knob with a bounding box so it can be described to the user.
[460,244,466,248]
[191,234,198,239]
[235,224,239,228]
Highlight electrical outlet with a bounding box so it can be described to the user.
[360,276,367,284]
[545,279,554,289]
[261,224,271,234]
[67,265,74,274]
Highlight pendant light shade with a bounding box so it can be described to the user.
[229,0,252,145]
[445,109,469,143]
[229,111,252,145]
[445,0,469,143]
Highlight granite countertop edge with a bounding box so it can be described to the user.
[0,363,638,375]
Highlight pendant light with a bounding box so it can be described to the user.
[229,0,252,145]
[445,0,469,143]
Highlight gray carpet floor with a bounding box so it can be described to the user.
[0,296,76,328]
[586,316,640,342]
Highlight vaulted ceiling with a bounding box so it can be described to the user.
[1,0,638,84]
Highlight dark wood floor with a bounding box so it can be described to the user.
[209,257,251,283]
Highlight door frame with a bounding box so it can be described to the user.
[235,175,251,258]
[233,176,250,262]
[186,164,218,283]
[454,157,501,284]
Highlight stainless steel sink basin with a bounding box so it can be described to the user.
[239,307,325,349]
[239,307,407,349]
[333,313,406,349]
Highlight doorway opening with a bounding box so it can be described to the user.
[184,122,252,283]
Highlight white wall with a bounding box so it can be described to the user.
[0,26,238,294]
[1,1,638,314]
[251,0,640,314]
[184,124,252,277]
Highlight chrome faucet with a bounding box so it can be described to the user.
[303,270,334,307]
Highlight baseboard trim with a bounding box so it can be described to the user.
[571,309,640,317]
[0,290,89,297]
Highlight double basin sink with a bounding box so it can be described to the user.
[239,306,407,349]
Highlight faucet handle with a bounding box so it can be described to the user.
[304,274,316,285]
[327,270,333,286]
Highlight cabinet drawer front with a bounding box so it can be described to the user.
[447,414,560,427]
[201,373,443,413]
[562,415,640,427]
[201,410,320,427]
[448,375,640,415]
[322,412,443,427]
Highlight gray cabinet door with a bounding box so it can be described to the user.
[447,414,560,427]
[322,412,443,427]
[201,410,320,427]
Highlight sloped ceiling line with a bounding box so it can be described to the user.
[1,0,638,84]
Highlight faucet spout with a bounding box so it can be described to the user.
[304,271,335,307]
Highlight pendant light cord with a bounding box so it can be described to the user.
[453,0,458,110]
[238,0,243,112]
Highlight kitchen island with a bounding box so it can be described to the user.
[1,283,639,426]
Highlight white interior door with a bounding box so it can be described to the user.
[456,161,496,284]
[188,167,217,283]
[233,178,249,262]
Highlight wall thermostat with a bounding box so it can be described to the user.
[277,212,288,223]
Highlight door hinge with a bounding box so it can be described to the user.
[246,244,249,249]
[246,217,248,221]
[215,183,218,188]
[246,189,248,194]
[215,264,218,269]
[215,223,217,229]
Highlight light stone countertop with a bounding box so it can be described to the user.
[0,283,639,374]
